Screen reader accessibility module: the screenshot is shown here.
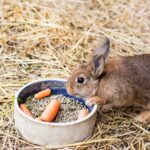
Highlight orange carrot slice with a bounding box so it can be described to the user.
[40,100,60,122]
[34,88,51,99]
[20,104,33,118]
[78,108,89,120]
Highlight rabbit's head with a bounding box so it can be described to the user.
[66,38,110,99]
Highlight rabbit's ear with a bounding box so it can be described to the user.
[95,37,110,59]
[91,38,110,77]
[91,55,104,77]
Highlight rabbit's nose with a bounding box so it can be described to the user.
[66,85,75,96]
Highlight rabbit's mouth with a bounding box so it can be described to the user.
[66,85,76,96]
[66,86,82,98]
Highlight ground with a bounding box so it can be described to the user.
[0,0,150,149]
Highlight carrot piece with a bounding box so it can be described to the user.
[40,100,60,122]
[20,104,33,118]
[78,108,89,120]
[34,88,51,99]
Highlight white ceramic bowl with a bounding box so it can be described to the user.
[14,79,97,147]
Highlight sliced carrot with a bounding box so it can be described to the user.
[40,100,60,122]
[78,108,89,120]
[20,104,33,118]
[34,88,51,99]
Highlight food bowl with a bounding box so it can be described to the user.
[14,79,97,146]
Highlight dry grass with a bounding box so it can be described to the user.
[0,0,150,149]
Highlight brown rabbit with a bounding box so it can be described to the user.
[66,38,150,124]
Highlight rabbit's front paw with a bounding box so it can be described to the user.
[85,96,106,106]
[135,111,150,124]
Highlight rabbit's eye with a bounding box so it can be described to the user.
[77,77,84,84]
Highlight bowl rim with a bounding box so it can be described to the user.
[15,78,97,126]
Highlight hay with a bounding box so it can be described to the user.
[0,0,150,149]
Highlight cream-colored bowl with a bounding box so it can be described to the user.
[14,79,97,147]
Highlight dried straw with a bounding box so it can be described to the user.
[0,0,150,149]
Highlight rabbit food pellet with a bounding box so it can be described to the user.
[25,94,86,123]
